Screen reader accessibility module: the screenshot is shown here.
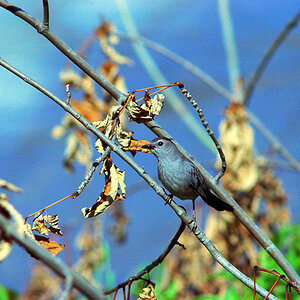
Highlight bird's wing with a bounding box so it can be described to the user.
[189,161,233,212]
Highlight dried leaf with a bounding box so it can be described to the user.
[81,159,126,218]
[59,69,82,88]
[150,94,165,115]
[95,138,105,154]
[115,124,133,148]
[32,213,49,236]
[93,105,121,131]
[24,223,37,241]
[138,283,156,300]
[81,196,114,218]
[96,22,133,66]
[144,90,151,108]
[81,75,96,98]
[44,214,63,236]
[0,179,22,193]
[127,94,164,123]
[219,103,258,192]
[109,164,126,199]
[0,240,12,262]
[34,235,65,256]
[0,193,8,201]
[71,100,104,123]
[123,138,151,153]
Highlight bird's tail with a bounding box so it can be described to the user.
[204,191,233,212]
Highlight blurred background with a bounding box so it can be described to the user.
[0,0,299,298]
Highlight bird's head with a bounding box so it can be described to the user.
[141,137,179,159]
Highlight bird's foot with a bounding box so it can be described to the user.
[165,193,173,206]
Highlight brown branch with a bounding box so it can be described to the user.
[105,221,186,295]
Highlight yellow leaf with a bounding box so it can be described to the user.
[34,235,65,256]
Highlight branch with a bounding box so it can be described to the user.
[178,83,226,182]
[42,0,49,28]
[105,221,186,295]
[0,58,279,299]
[0,1,299,287]
[0,214,106,300]
[115,31,232,100]
[243,11,300,104]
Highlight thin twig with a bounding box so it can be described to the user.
[105,221,186,295]
[25,193,73,221]
[0,214,106,300]
[42,0,49,28]
[59,271,73,300]
[65,84,71,105]
[73,146,112,197]
[244,11,300,104]
[253,266,300,295]
[248,113,300,173]
[177,83,226,182]
[116,30,232,100]
[0,58,279,299]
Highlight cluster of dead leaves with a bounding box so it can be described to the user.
[25,212,65,256]
[126,91,165,124]
[82,89,165,218]
[95,21,133,66]
[218,103,259,192]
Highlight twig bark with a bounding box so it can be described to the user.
[0,57,279,299]
[0,214,106,300]
[104,221,186,295]
[177,83,226,182]
[42,0,49,28]
[243,11,300,104]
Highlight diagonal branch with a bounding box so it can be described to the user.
[178,83,226,182]
[105,221,186,295]
[0,214,106,300]
[243,11,300,104]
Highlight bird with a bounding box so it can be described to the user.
[141,137,233,221]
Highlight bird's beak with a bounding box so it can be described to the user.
[141,142,155,150]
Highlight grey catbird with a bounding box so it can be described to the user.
[142,137,233,218]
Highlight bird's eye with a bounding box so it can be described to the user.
[158,141,164,146]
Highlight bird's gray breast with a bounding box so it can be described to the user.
[157,158,197,200]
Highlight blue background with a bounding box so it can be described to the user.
[0,0,299,295]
